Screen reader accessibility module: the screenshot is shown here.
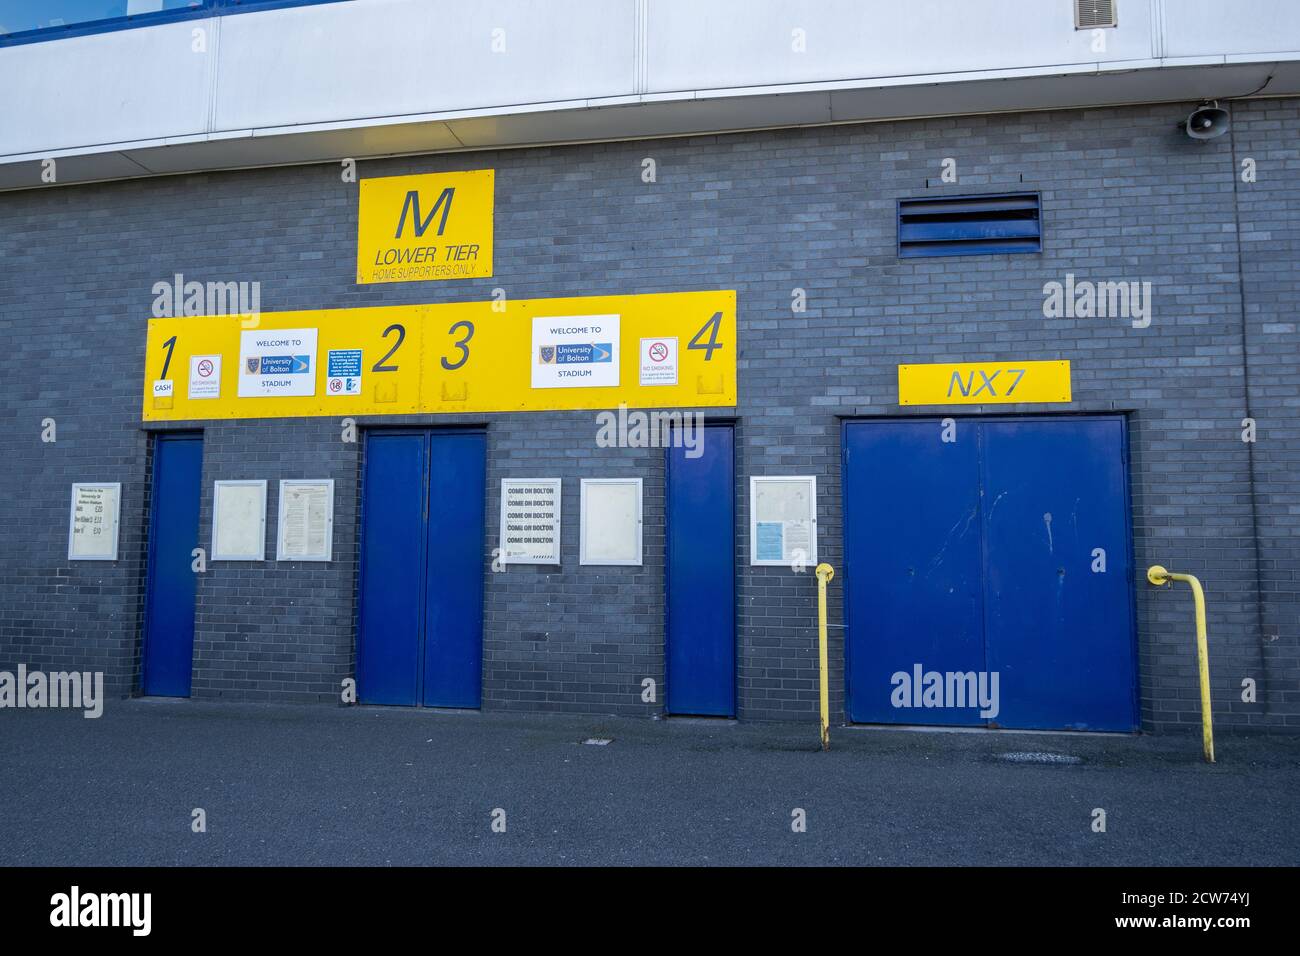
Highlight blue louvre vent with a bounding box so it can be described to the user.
[898,193,1042,258]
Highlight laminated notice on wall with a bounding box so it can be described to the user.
[68,483,121,561]
[277,480,333,562]
[579,479,642,566]
[500,479,561,564]
[751,476,817,567]
[212,480,267,561]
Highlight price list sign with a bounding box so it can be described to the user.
[68,483,121,561]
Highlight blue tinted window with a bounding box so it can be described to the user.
[0,2,200,36]
[0,1,344,42]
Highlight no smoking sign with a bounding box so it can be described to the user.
[188,354,222,400]
[639,337,678,387]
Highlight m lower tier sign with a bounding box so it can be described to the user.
[142,290,736,421]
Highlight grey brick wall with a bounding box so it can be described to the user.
[0,98,1295,731]
[1232,101,1300,730]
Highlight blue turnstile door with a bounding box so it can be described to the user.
[142,432,204,697]
[357,430,485,707]
[666,423,736,716]
[979,419,1137,730]
[843,417,1137,731]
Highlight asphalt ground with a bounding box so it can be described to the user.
[1,698,1296,866]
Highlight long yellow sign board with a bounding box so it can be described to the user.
[898,360,1071,406]
[142,291,736,422]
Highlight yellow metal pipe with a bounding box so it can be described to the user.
[815,563,834,751]
[1147,565,1215,763]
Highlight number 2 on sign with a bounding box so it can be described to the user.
[372,324,405,372]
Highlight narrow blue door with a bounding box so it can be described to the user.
[843,421,985,725]
[980,418,1137,731]
[142,432,204,697]
[422,432,486,708]
[358,430,485,707]
[357,432,427,705]
[666,423,736,716]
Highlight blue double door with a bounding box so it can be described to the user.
[357,430,486,707]
[843,417,1137,731]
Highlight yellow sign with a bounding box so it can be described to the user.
[356,170,494,284]
[898,360,1071,406]
[142,290,736,422]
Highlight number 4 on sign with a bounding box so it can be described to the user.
[687,311,723,360]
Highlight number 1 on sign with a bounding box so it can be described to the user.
[160,335,177,379]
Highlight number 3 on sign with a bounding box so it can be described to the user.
[441,320,474,371]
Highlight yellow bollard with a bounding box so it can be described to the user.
[815,563,835,751]
[1147,565,1215,763]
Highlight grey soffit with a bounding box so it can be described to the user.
[0,59,1293,191]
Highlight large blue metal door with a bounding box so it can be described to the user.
[843,417,1137,731]
[422,432,486,709]
[666,423,736,716]
[843,420,985,725]
[980,419,1137,730]
[142,432,204,697]
[357,432,426,705]
[358,430,485,707]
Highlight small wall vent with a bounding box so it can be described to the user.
[897,193,1042,259]
[1076,0,1117,29]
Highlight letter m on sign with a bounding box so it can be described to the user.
[395,187,455,238]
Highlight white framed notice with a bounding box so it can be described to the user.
[68,482,121,561]
[579,478,643,566]
[750,476,817,567]
[276,480,334,562]
[500,479,562,565]
[212,480,267,561]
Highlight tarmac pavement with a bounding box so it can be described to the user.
[1,698,1296,866]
